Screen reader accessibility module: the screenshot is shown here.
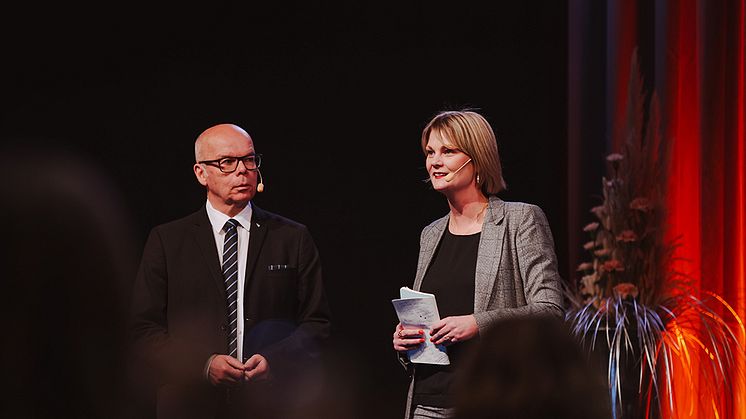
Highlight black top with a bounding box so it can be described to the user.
[413,228,480,408]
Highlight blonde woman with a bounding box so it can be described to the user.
[392,110,564,419]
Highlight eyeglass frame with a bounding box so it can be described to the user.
[197,154,262,173]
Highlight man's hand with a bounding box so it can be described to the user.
[207,354,246,387]
[429,315,479,346]
[243,354,270,381]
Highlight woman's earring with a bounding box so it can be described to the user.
[476,174,481,184]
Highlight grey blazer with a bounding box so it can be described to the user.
[403,196,564,418]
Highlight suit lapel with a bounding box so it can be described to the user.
[413,215,448,291]
[245,205,269,284]
[191,207,226,301]
[474,196,506,312]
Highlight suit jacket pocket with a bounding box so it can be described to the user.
[257,267,298,316]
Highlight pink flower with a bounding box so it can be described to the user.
[583,241,596,250]
[606,153,624,162]
[576,262,594,272]
[602,259,625,272]
[605,179,618,187]
[590,205,605,218]
[594,248,611,257]
[613,282,639,299]
[616,230,638,242]
[583,222,600,232]
[629,197,652,211]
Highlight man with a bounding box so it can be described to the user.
[130,124,331,419]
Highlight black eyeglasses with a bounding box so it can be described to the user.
[198,154,262,173]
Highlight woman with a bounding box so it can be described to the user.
[392,110,564,419]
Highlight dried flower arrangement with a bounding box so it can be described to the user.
[564,53,744,418]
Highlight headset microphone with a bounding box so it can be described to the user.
[443,159,473,182]
[256,169,265,193]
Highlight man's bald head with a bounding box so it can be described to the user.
[194,124,253,162]
[192,123,258,217]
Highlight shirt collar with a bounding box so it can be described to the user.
[205,199,253,235]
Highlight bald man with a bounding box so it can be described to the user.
[130,124,331,419]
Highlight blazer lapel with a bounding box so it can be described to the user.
[191,207,226,301]
[245,205,268,284]
[474,196,506,312]
[413,215,448,291]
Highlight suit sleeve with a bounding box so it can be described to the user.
[255,226,331,377]
[129,227,214,385]
[473,205,565,331]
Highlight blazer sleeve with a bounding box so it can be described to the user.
[474,204,565,330]
[129,227,214,385]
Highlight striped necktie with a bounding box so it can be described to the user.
[222,219,240,359]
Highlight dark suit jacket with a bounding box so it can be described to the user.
[130,204,331,419]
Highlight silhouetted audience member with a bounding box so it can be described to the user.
[0,143,139,419]
[452,316,611,419]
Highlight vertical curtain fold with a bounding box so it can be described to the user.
[654,0,745,416]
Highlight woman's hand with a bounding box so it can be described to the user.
[429,315,479,346]
[393,322,426,352]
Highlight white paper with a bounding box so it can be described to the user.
[391,287,450,365]
[399,287,436,300]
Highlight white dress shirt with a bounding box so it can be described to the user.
[205,199,252,363]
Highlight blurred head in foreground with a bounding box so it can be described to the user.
[0,143,138,418]
[453,315,611,419]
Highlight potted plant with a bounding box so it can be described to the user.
[564,52,743,419]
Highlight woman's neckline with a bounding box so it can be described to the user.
[446,228,482,237]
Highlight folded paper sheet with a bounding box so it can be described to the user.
[391,287,450,365]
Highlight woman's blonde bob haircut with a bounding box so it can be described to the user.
[421,110,507,195]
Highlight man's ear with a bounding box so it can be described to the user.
[193,163,208,186]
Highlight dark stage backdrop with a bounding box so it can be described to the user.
[1,2,567,418]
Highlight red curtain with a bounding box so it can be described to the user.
[568,0,746,416]
[663,0,746,417]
